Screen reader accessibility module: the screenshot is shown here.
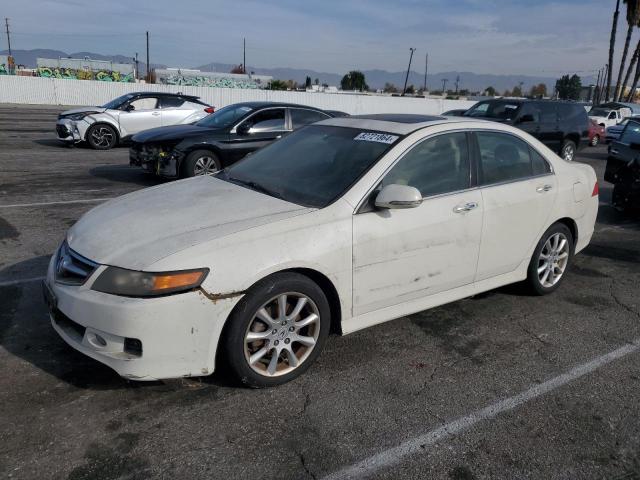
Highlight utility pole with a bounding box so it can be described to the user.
[423,53,428,92]
[4,18,11,57]
[145,31,150,82]
[594,68,602,104]
[402,47,416,96]
[243,38,246,74]
[441,78,448,94]
[134,52,139,81]
[454,75,460,94]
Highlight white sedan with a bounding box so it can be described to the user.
[44,114,599,387]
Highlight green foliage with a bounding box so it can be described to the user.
[512,85,523,97]
[341,70,368,91]
[485,86,497,96]
[555,74,582,100]
[405,84,416,94]
[268,79,288,90]
[529,83,548,98]
[305,76,312,88]
[383,82,398,93]
[503,89,512,97]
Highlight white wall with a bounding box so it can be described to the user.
[0,75,476,115]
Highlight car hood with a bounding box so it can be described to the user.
[589,116,607,123]
[59,106,107,117]
[67,176,312,269]
[131,124,221,143]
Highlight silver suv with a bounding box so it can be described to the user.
[56,92,214,150]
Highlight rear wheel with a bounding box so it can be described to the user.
[590,135,599,147]
[221,272,331,388]
[561,139,577,161]
[86,124,117,150]
[181,149,221,178]
[526,223,574,295]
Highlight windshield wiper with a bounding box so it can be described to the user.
[227,177,284,200]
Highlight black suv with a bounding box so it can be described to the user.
[130,102,338,178]
[464,99,589,161]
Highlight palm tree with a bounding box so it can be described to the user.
[627,58,640,100]
[620,39,640,100]
[614,0,640,101]
[607,0,622,101]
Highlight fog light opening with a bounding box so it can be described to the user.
[124,338,143,357]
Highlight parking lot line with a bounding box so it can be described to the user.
[0,198,114,209]
[0,276,46,287]
[322,338,640,480]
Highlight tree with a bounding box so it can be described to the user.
[314,78,319,85]
[614,0,640,101]
[529,83,548,98]
[405,84,416,95]
[503,89,512,97]
[485,86,497,96]
[230,64,245,74]
[556,74,582,100]
[285,79,298,90]
[268,79,288,90]
[340,70,368,91]
[305,76,312,88]
[608,0,622,101]
[512,85,523,97]
[383,82,398,93]
[621,39,640,100]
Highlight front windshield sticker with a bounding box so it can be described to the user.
[354,132,399,144]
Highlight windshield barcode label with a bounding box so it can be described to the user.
[354,132,399,144]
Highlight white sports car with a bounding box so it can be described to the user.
[44,114,598,387]
[56,92,214,150]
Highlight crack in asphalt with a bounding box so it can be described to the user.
[300,452,318,480]
[609,278,640,320]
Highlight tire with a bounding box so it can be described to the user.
[526,223,574,296]
[560,139,577,161]
[590,135,599,147]
[86,124,118,150]
[221,272,331,388]
[181,150,221,178]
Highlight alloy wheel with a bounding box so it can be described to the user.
[244,293,320,377]
[562,143,575,161]
[193,156,219,175]
[91,127,114,148]
[537,232,570,288]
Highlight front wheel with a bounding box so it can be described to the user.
[86,124,117,150]
[221,272,331,388]
[590,135,599,147]
[181,150,221,178]
[526,223,574,295]
[561,139,577,161]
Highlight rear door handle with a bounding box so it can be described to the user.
[610,148,619,154]
[453,202,478,213]
[536,184,553,193]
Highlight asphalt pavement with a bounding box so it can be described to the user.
[0,104,639,480]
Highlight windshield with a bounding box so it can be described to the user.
[589,108,610,117]
[464,101,522,120]
[196,104,253,128]
[220,125,399,208]
[102,93,137,110]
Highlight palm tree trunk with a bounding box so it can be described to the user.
[621,39,640,101]
[608,0,622,101]
[627,56,640,101]
[615,23,634,101]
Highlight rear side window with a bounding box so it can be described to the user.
[557,103,584,121]
[381,132,470,197]
[161,96,185,108]
[290,109,330,128]
[619,120,640,144]
[477,132,536,184]
[531,148,552,175]
[538,103,558,123]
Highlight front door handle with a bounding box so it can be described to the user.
[610,148,619,155]
[453,202,479,213]
[536,184,553,193]
[151,111,160,116]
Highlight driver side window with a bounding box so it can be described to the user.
[381,132,470,198]
[127,97,159,111]
[243,109,286,133]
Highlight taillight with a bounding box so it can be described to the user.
[204,107,215,114]
[592,182,599,196]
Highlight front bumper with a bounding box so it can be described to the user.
[56,119,84,143]
[45,254,241,380]
[129,143,182,178]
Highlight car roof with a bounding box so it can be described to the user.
[318,113,475,135]
[129,91,200,99]
[226,101,328,111]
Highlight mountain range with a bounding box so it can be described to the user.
[2,49,597,93]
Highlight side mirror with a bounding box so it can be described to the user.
[374,184,423,210]
[237,123,250,135]
[518,114,535,124]
[124,104,135,112]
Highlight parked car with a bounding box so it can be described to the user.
[129,102,336,178]
[604,115,640,143]
[56,92,214,150]
[588,119,605,146]
[441,109,467,116]
[588,106,631,128]
[606,119,640,211]
[464,99,589,161]
[44,114,598,387]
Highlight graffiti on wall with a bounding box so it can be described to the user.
[35,67,134,82]
[0,63,7,75]
[160,73,261,89]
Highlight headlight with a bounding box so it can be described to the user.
[91,266,209,297]
[66,111,99,121]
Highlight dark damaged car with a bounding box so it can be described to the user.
[129,102,339,178]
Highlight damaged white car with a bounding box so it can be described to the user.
[44,114,598,387]
[56,92,214,150]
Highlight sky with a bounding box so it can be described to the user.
[0,0,625,76]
